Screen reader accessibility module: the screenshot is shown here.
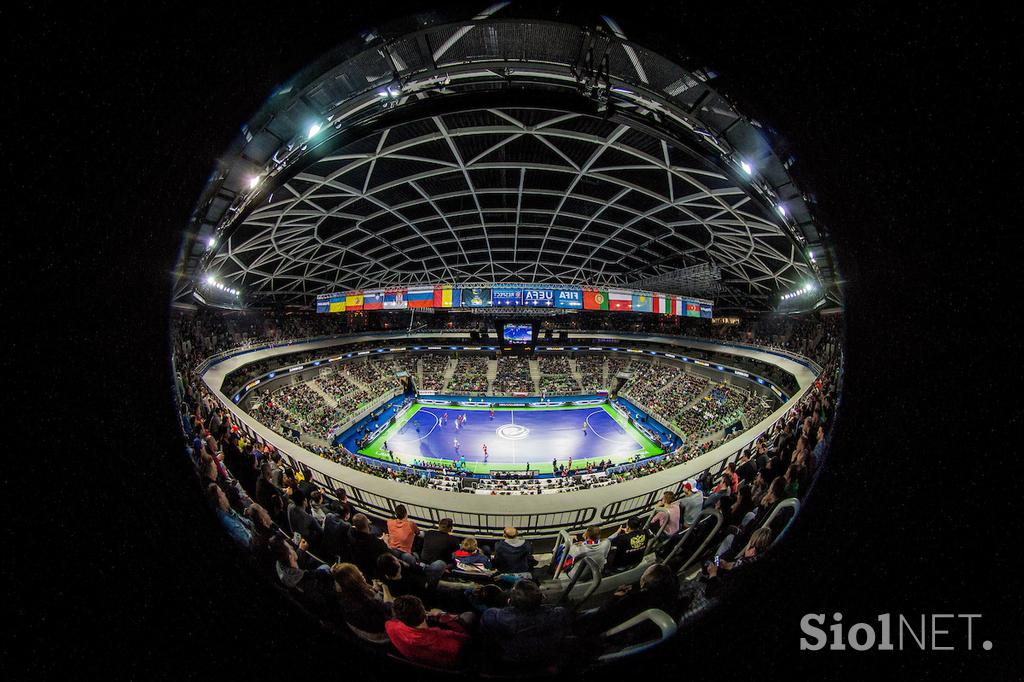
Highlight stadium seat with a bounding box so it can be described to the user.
[597,608,678,662]
[347,622,390,645]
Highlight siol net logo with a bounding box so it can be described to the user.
[800,613,991,652]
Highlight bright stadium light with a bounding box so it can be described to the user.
[248,175,260,189]
[206,274,216,286]
[207,236,216,248]
[777,204,787,216]
[308,122,322,138]
[740,160,752,175]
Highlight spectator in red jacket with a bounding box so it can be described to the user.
[385,595,469,669]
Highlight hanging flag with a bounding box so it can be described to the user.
[345,292,364,311]
[433,287,461,308]
[328,294,346,313]
[685,301,701,317]
[363,290,384,310]
[654,295,669,314]
[609,291,632,311]
[632,293,653,313]
[700,303,713,318]
[406,288,434,308]
[583,289,609,310]
[316,293,331,314]
[383,289,408,309]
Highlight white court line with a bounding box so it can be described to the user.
[398,409,440,442]
[585,409,638,447]
[510,408,516,465]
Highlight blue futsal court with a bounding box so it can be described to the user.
[359,403,663,473]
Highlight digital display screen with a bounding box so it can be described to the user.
[461,288,492,307]
[503,323,533,344]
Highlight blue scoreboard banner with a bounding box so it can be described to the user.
[554,289,583,309]
[523,288,555,306]
[492,287,523,307]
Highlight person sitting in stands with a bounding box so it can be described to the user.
[332,562,393,635]
[348,513,390,580]
[453,537,493,571]
[723,462,740,494]
[650,490,681,537]
[324,487,354,518]
[321,504,353,564]
[420,518,460,566]
[705,527,773,598]
[465,583,508,615]
[269,535,336,617]
[376,552,435,600]
[575,562,682,637]
[287,488,323,553]
[492,527,535,577]
[255,461,286,525]
[207,483,252,548]
[247,503,277,568]
[385,595,470,670]
[561,525,610,579]
[721,485,755,529]
[736,451,758,484]
[783,463,802,498]
[386,504,420,562]
[479,579,571,672]
[677,482,705,529]
[606,516,651,572]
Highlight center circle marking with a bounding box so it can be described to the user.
[496,424,530,440]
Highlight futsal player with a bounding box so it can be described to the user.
[582,419,588,435]
[482,443,488,463]
[489,405,495,420]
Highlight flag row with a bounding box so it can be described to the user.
[316,287,712,317]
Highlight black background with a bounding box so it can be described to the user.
[7,1,1021,679]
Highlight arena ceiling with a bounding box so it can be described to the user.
[176,6,841,312]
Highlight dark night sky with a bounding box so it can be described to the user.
[7,1,1021,679]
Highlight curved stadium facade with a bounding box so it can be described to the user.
[171,7,843,674]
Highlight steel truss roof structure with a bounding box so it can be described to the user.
[176,7,841,312]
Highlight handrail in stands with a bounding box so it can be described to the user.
[597,608,678,662]
[549,529,574,580]
[556,556,603,608]
[347,622,390,644]
[756,497,801,550]
[662,508,723,570]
